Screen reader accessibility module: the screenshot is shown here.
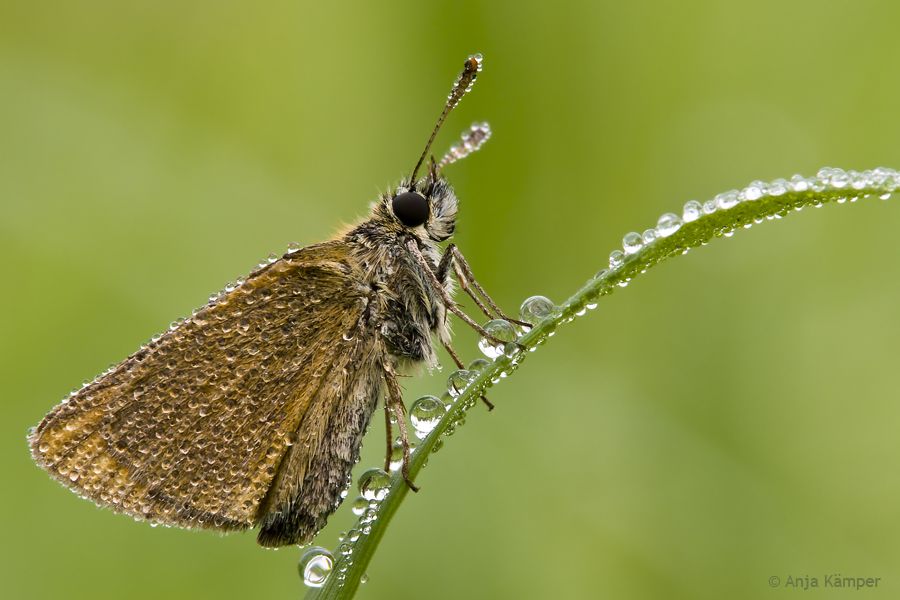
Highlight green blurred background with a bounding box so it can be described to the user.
[3,1,900,598]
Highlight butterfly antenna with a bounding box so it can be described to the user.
[408,53,483,187]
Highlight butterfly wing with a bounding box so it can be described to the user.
[30,241,382,544]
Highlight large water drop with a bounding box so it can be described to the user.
[518,296,555,325]
[299,547,334,588]
[477,320,519,359]
[357,468,391,501]
[410,395,447,438]
[622,232,644,254]
[656,213,683,237]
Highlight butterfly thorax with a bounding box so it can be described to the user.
[344,207,454,370]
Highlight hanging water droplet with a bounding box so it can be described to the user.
[682,200,702,222]
[298,547,334,588]
[881,193,891,200]
[608,250,624,269]
[357,468,391,501]
[351,496,368,516]
[622,232,643,254]
[361,573,369,584]
[478,319,519,359]
[656,213,683,237]
[518,296,555,325]
[410,395,446,438]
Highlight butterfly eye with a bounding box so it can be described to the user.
[392,192,430,228]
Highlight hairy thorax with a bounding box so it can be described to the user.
[348,225,452,369]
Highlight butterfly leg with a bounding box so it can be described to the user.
[436,244,496,321]
[383,405,393,473]
[444,244,532,329]
[406,239,511,347]
[442,339,494,411]
[384,360,419,492]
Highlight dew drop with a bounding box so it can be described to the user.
[682,200,702,222]
[388,441,403,472]
[656,213,682,237]
[361,573,369,584]
[267,253,279,263]
[880,193,891,200]
[467,358,491,374]
[357,468,391,501]
[702,200,717,214]
[622,232,643,254]
[351,496,368,516]
[791,174,809,192]
[298,547,333,588]
[518,296,555,325]
[768,178,788,196]
[447,370,476,397]
[828,167,849,188]
[641,229,659,244]
[477,320,519,359]
[410,395,447,438]
[608,249,625,269]
[287,242,301,253]
[742,185,762,201]
[715,190,740,208]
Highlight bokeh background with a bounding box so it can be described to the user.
[3,1,900,598]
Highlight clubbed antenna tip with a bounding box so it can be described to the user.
[409,53,484,187]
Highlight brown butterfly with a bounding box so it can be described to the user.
[28,54,526,547]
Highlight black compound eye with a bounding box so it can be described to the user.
[392,192,430,227]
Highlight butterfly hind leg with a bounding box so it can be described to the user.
[383,360,419,492]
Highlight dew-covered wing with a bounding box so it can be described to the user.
[29,241,378,539]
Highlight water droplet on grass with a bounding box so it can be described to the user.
[622,232,643,254]
[683,200,702,222]
[518,296,555,325]
[299,547,333,588]
[657,213,682,236]
[357,468,390,501]
[478,320,518,359]
[410,396,446,438]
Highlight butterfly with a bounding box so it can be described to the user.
[29,53,526,547]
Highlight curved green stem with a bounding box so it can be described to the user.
[303,167,898,599]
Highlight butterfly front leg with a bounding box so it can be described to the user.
[436,243,531,329]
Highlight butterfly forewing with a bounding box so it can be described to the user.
[30,241,378,539]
